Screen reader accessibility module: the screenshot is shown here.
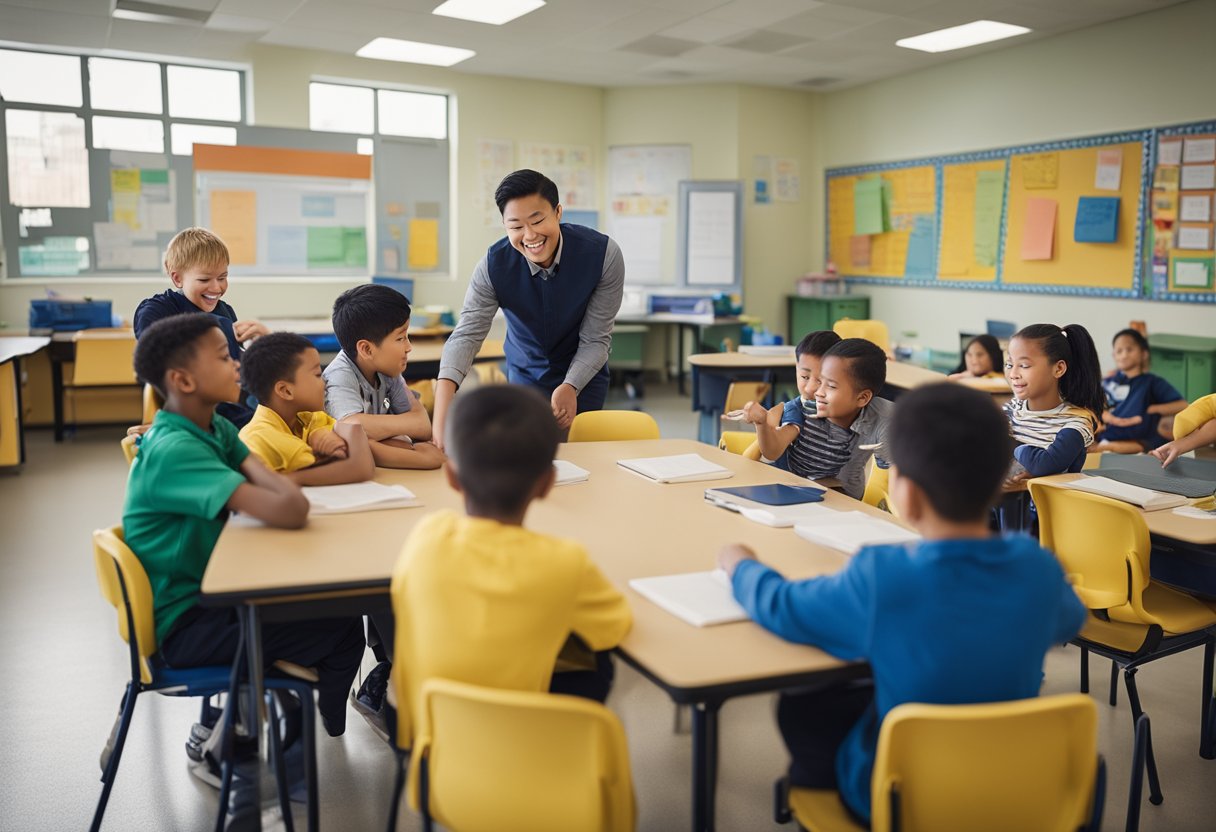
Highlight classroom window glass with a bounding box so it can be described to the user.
[170,123,238,156]
[91,115,165,153]
[5,110,90,208]
[309,82,375,134]
[356,137,374,155]
[377,89,447,139]
[0,50,82,107]
[167,65,242,122]
[88,57,163,114]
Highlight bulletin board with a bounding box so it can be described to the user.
[607,144,692,285]
[825,121,1213,304]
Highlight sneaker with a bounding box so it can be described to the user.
[185,721,212,762]
[350,661,391,742]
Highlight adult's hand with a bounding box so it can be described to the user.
[431,379,458,452]
[551,383,578,430]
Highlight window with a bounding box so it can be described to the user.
[171,123,238,156]
[0,50,81,107]
[92,115,165,153]
[168,65,242,122]
[5,110,89,207]
[309,81,447,140]
[88,57,162,114]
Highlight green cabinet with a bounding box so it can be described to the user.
[1149,333,1216,402]
[786,295,870,342]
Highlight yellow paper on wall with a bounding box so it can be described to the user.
[407,219,440,270]
[1021,153,1058,189]
[111,169,141,195]
[210,190,258,265]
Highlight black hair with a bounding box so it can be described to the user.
[240,332,315,404]
[446,385,559,516]
[823,338,887,394]
[331,284,412,359]
[887,383,1014,522]
[494,169,560,215]
[1112,328,1151,368]
[1012,323,1105,422]
[795,330,842,360]
[133,313,221,398]
[954,334,1004,376]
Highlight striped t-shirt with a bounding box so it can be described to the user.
[775,397,891,499]
[1004,399,1096,450]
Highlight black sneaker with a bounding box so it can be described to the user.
[185,722,212,763]
[350,661,391,742]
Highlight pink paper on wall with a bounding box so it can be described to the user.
[1021,197,1057,261]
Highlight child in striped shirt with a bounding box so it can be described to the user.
[1004,323,1104,479]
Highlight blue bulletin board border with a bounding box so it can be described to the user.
[826,121,1214,304]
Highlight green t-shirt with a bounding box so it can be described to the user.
[122,410,249,645]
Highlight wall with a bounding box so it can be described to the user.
[818,0,1216,360]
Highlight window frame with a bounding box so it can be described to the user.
[308,77,451,142]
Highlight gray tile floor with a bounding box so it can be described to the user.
[1,380,1212,831]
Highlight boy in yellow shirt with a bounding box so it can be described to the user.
[386,385,632,741]
[238,332,375,485]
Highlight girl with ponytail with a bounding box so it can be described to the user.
[1003,323,1104,477]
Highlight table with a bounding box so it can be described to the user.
[203,438,888,831]
[616,315,745,396]
[46,329,139,442]
[0,336,50,466]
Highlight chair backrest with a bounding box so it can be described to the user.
[141,384,163,424]
[120,434,139,465]
[871,694,1099,832]
[71,329,137,386]
[408,678,635,832]
[472,362,508,385]
[718,430,758,458]
[833,319,890,352]
[723,381,770,413]
[568,410,660,442]
[406,379,436,416]
[862,458,897,517]
[92,526,158,684]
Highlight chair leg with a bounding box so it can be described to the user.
[773,776,792,824]
[1201,638,1215,761]
[1080,647,1090,693]
[90,683,139,832]
[1126,713,1150,832]
[298,686,319,832]
[386,749,406,832]
[266,693,295,832]
[1123,668,1163,806]
[1110,660,1119,707]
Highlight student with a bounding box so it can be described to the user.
[1095,328,1186,453]
[717,383,1085,825]
[1150,393,1216,467]
[123,315,364,780]
[949,334,1004,380]
[389,385,632,736]
[1004,323,1104,478]
[324,284,444,470]
[133,227,265,427]
[432,169,625,447]
[742,336,889,501]
[238,332,375,484]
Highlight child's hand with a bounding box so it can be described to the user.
[412,441,447,466]
[739,401,769,425]
[309,428,349,460]
[1102,412,1143,428]
[233,319,271,342]
[126,422,151,437]
[717,543,757,577]
[1148,441,1181,468]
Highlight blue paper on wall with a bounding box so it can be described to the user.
[904,214,936,278]
[1074,197,1119,243]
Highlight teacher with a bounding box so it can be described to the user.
[433,169,625,447]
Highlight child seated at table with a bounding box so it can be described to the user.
[1095,328,1186,454]
[386,385,632,742]
[717,382,1085,826]
[1151,393,1216,467]
[741,335,890,500]
[124,315,364,771]
[324,284,444,471]
[133,227,265,428]
[238,332,374,484]
[949,334,1004,380]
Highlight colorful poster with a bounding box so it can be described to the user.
[407,218,440,269]
[1020,153,1058,189]
[1074,197,1119,243]
[209,190,257,264]
[973,169,1006,267]
[1094,148,1122,191]
[853,178,884,235]
[903,215,935,277]
[1021,197,1057,260]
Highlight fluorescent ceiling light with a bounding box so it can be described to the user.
[432,0,545,26]
[356,37,475,67]
[896,20,1030,53]
[112,0,209,26]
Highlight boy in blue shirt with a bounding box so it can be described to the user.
[718,383,1085,824]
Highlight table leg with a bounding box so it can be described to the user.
[677,324,688,396]
[691,700,722,832]
[244,604,266,829]
[51,354,65,442]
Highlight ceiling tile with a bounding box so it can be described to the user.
[659,15,754,44]
[0,4,110,49]
[256,23,369,53]
[108,18,256,60]
[216,0,306,20]
[207,13,276,33]
[797,2,889,26]
[618,35,700,58]
[706,0,825,28]
[721,29,810,54]
[0,0,112,15]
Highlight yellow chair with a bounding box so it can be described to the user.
[394,677,635,832]
[719,430,761,460]
[120,434,139,465]
[775,694,1104,832]
[833,319,890,353]
[141,383,163,424]
[472,361,508,385]
[568,410,660,442]
[861,458,896,515]
[1029,482,1216,809]
[90,526,319,832]
[724,381,771,413]
[406,378,436,417]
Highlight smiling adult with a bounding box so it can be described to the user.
[433,170,625,447]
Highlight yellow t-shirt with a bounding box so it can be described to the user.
[1174,394,1216,440]
[238,404,336,473]
[390,510,632,741]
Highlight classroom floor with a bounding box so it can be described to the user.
[1,380,1212,831]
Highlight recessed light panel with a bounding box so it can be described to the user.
[896,20,1030,53]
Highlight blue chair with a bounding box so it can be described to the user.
[91,525,320,832]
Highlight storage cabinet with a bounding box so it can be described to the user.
[787,295,870,341]
[1149,334,1216,402]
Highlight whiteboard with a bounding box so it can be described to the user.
[607,144,691,285]
[677,181,743,291]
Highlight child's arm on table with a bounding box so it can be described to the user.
[368,437,445,470]
[1149,419,1216,467]
[227,455,309,528]
[290,422,375,485]
[342,408,433,442]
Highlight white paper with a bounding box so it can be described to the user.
[793,510,919,555]
[1180,164,1216,190]
[144,202,178,233]
[628,570,748,627]
[1177,226,1213,250]
[1182,138,1216,164]
[93,221,132,269]
[1094,150,1122,191]
[301,482,420,514]
[1158,140,1183,167]
[611,216,663,283]
[617,453,732,484]
[1174,260,1212,288]
[128,245,161,270]
[1179,194,1213,223]
[1172,505,1216,520]
[553,459,590,486]
[1061,477,1186,511]
[686,190,736,286]
[774,157,801,202]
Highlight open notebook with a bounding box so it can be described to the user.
[629,570,748,627]
[553,459,591,486]
[1062,477,1187,511]
[617,453,733,484]
[301,482,421,514]
[794,511,920,555]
